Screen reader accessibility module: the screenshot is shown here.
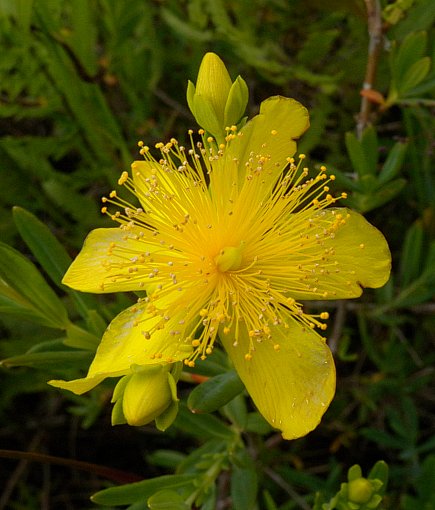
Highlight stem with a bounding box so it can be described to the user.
[0,449,142,484]
[357,0,383,138]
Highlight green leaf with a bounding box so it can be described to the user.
[231,449,258,510]
[222,393,248,429]
[12,206,99,319]
[148,490,189,510]
[399,57,431,95]
[245,412,273,435]
[155,400,179,431]
[0,242,70,329]
[66,0,98,77]
[0,349,92,369]
[161,8,212,42]
[378,141,407,185]
[368,461,388,495]
[175,403,235,440]
[399,220,424,287]
[147,450,187,470]
[13,206,71,286]
[345,132,373,178]
[393,31,427,84]
[176,438,226,475]
[187,370,244,414]
[65,323,100,350]
[91,474,196,506]
[346,178,406,212]
[360,126,379,175]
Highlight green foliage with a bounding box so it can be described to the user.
[314,461,388,510]
[0,0,434,509]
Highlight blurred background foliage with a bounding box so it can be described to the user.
[0,0,434,508]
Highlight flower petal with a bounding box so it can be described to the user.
[228,96,309,189]
[220,320,335,439]
[62,228,158,293]
[288,208,391,300]
[131,160,179,217]
[49,302,193,394]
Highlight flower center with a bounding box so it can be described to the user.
[214,245,244,272]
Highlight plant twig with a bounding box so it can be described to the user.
[357,0,383,138]
[263,466,311,510]
[0,449,142,484]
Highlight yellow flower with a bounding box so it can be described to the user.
[49,96,391,439]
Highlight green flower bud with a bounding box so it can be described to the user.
[187,52,248,142]
[111,365,174,427]
[348,478,374,504]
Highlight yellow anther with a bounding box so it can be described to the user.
[248,330,256,338]
[359,243,365,249]
[223,326,230,334]
[137,140,144,147]
[191,339,200,347]
[230,125,237,132]
[109,190,117,198]
[101,206,107,214]
[320,165,327,172]
[271,129,278,135]
[198,129,205,135]
[245,353,252,361]
[341,192,348,199]
[299,154,306,160]
[273,344,280,351]
[320,312,329,320]
[207,136,214,143]
[205,347,213,355]
[155,142,164,149]
[118,171,129,185]
[330,174,336,180]
[199,309,208,317]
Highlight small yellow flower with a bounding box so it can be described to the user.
[50,96,390,439]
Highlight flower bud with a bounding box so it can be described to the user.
[111,365,173,427]
[187,52,248,142]
[347,478,374,504]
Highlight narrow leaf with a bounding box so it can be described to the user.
[188,370,244,414]
[0,242,70,329]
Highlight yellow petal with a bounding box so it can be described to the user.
[220,319,335,439]
[228,96,309,190]
[49,302,193,395]
[49,373,108,394]
[62,227,157,293]
[131,160,179,217]
[288,208,391,300]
